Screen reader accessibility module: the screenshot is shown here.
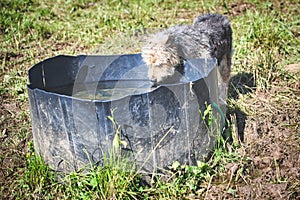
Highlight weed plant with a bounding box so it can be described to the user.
[10,105,246,199]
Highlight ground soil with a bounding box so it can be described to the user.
[200,2,300,198]
[0,1,299,199]
[203,76,300,199]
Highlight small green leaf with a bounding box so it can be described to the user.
[90,177,98,188]
[171,161,180,170]
[120,140,127,148]
[113,132,120,150]
[107,116,114,122]
[227,188,237,196]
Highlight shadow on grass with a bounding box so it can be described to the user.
[224,72,255,143]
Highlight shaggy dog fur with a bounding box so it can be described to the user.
[141,13,232,85]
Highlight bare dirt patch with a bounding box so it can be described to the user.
[203,75,300,199]
[241,81,300,199]
[1,0,299,198]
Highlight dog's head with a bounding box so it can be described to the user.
[141,32,181,83]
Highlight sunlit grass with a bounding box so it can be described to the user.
[1,0,299,199]
[10,106,247,199]
[232,7,300,89]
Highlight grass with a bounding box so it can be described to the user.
[1,0,299,199]
[231,7,299,89]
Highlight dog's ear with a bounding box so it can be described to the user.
[165,34,176,45]
[159,33,170,45]
[148,32,169,45]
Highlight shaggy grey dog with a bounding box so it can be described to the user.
[141,13,232,85]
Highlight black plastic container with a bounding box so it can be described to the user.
[27,54,225,173]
